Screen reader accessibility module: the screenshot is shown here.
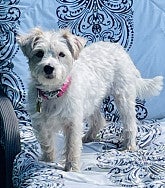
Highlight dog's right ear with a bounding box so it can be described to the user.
[17,28,43,58]
[60,29,87,60]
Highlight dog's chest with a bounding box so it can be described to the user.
[41,99,59,115]
[40,96,72,118]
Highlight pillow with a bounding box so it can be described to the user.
[129,0,165,119]
[1,0,164,121]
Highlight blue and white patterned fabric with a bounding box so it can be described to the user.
[1,0,165,187]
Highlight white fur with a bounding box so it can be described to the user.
[17,28,163,171]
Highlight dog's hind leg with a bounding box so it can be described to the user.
[114,89,137,151]
[82,108,106,143]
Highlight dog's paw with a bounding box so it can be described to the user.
[41,152,55,162]
[82,134,96,143]
[127,144,137,151]
[64,162,72,171]
[82,136,92,143]
[64,162,80,172]
[119,143,137,151]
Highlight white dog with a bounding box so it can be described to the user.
[17,28,163,171]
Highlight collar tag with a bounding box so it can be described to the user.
[36,99,42,113]
[36,92,42,113]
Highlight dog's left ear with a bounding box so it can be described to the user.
[60,29,87,60]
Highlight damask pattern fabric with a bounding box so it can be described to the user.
[56,0,134,50]
[0,0,165,187]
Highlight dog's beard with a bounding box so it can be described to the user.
[31,67,68,91]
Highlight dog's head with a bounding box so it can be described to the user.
[17,28,86,89]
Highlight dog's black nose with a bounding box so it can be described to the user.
[44,65,54,75]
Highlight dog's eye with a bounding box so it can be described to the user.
[59,52,65,57]
[35,50,44,58]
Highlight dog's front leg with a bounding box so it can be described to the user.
[63,120,83,171]
[33,117,55,162]
[39,129,55,162]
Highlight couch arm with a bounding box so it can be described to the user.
[0,88,21,188]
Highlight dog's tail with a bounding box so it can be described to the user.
[137,76,163,99]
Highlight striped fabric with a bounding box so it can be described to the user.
[0,89,21,188]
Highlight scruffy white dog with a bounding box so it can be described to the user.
[17,28,163,171]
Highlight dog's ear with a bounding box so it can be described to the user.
[60,29,87,60]
[17,28,43,58]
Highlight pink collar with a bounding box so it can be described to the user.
[57,76,72,97]
[37,76,71,100]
